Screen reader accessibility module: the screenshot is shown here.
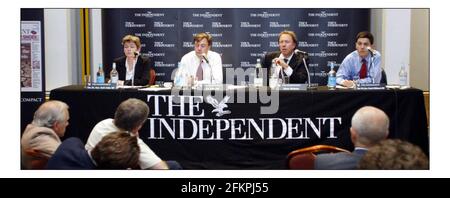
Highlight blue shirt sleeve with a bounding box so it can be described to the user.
[336,54,353,85]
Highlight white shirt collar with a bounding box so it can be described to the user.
[279,52,294,64]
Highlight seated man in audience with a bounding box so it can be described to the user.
[315,106,389,169]
[336,31,382,87]
[358,139,429,170]
[46,131,140,169]
[85,98,170,169]
[21,100,70,169]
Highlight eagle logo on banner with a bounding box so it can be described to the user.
[206,95,231,117]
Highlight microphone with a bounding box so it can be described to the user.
[367,47,376,56]
[133,51,139,58]
[201,53,209,64]
[295,49,306,55]
[295,49,311,88]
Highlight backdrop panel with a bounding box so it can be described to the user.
[102,8,369,86]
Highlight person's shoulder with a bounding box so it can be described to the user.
[316,152,350,160]
[342,50,357,61]
[93,118,115,131]
[24,125,56,137]
[349,50,359,57]
[374,50,382,58]
[181,50,195,60]
[62,137,84,146]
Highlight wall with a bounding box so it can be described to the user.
[90,9,103,81]
[382,9,412,86]
[410,9,429,91]
[44,9,73,92]
[371,8,429,90]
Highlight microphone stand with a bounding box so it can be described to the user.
[294,49,314,89]
[302,57,313,89]
[202,55,214,84]
[368,51,374,84]
[132,52,139,86]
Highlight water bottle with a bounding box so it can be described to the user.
[254,58,263,87]
[96,64,105,83]
[174,62,185,87]
[110,62,118,84]
[399,65,408,86]
[327,62,336,89]
[269,60,279,89]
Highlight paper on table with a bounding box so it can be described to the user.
[386,85,401,89]
[226,85,247,90]
[336,85,349,89]
[118,85,146,89]
[138,87,172,91]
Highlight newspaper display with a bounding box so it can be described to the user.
[21,21,42,92]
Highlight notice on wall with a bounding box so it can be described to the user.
[21,21,42,92]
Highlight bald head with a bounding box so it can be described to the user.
[32,100,69,137]
[351,106,389,147]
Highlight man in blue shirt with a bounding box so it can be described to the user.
[336,31,382,87]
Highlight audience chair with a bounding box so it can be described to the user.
[24,149,50,169]
[286,145,350,169]
[381,69,387,84]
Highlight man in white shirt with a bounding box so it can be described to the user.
[85,98,169,169]
[179,32,223,84]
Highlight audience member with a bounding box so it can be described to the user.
[85,98,169,169]
[21,100,69,169]
[47,131,140,169]
[315,106,389,169]
[358,139,429,170]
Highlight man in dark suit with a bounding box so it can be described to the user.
[106,35,152,86]
[46,132,140,169]
[262,30,309,84]
[314,106,390,169]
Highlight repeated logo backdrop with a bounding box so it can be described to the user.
[102,8,369,85]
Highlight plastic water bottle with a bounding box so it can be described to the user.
[110,62,118,84]
[269,60,279,89]
[327,62,336,89]
[399,65,408,86]
[254,58,263,87]
[96,64,105,83]
[174,62,185,87]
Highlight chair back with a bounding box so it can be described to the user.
[381,69,387,84]
[149,68,156,85]
[23,149,49,169]
[286,145,350,169]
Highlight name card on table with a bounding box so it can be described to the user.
[279,84,307,91]
[85,83,117,90]
[356,83,386,90]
